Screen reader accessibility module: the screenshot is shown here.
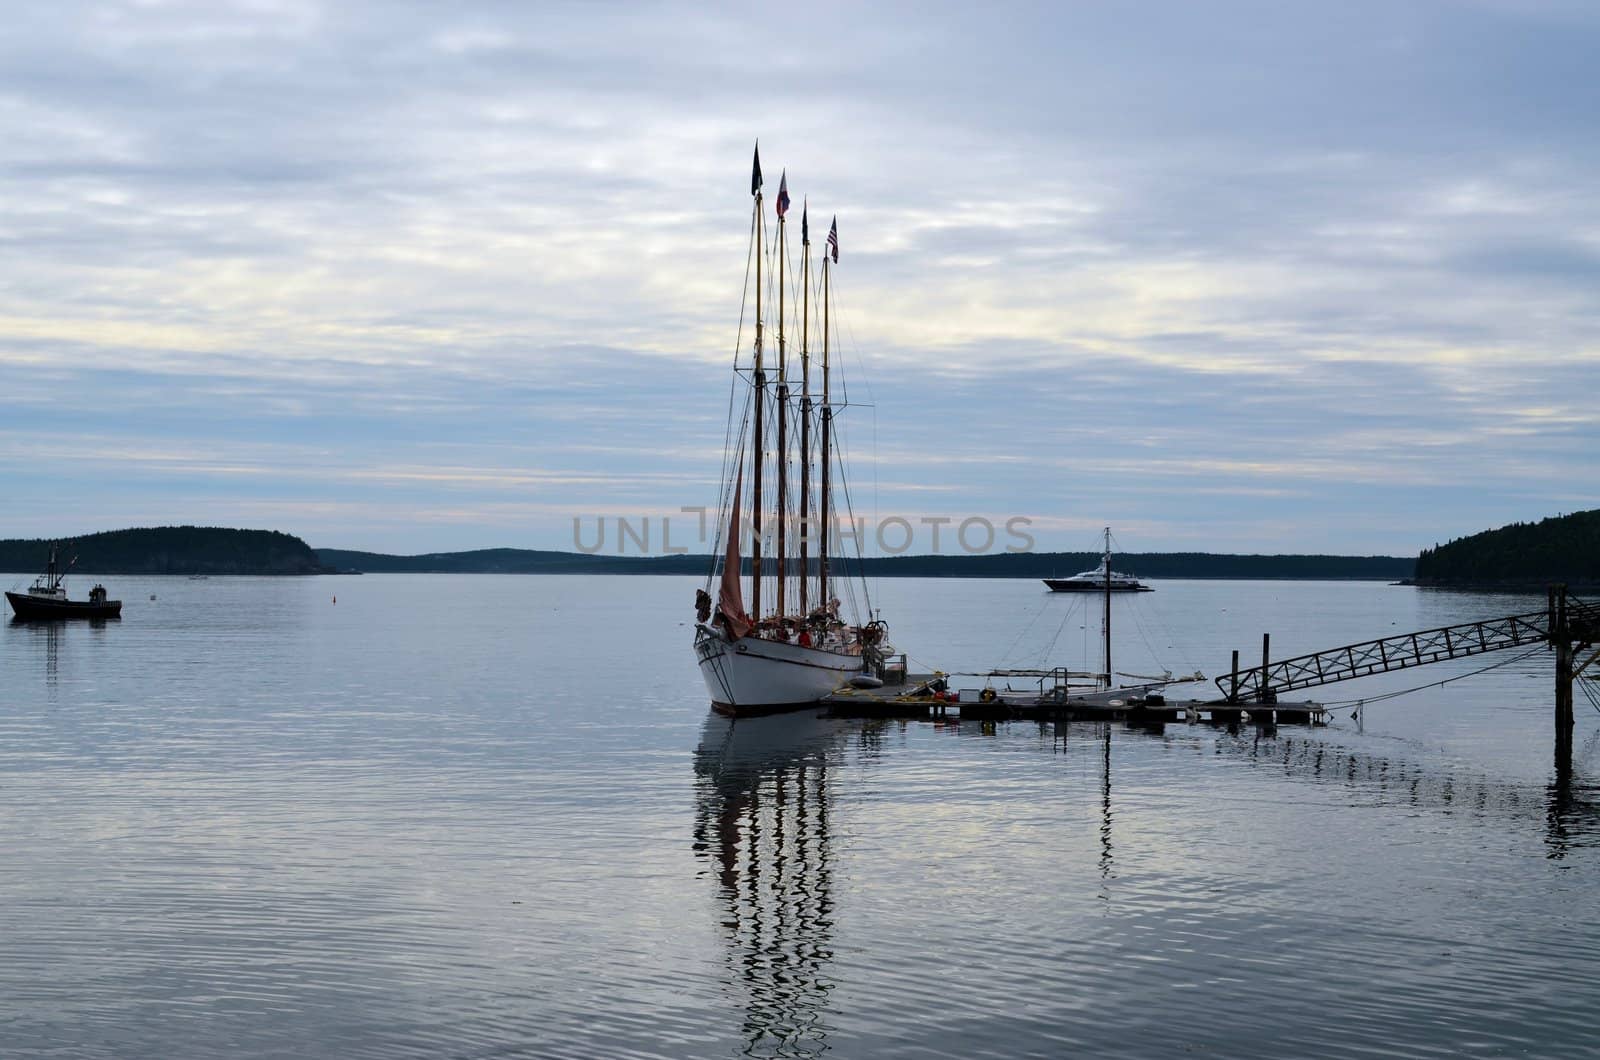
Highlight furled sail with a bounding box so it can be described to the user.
[718,462,754,640]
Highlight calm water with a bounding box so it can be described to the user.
[2,575,1597,1058]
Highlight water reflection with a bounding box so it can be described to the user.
[9,618,65,692]
[1548,728,1600,860]
[1203,726,1600,858]
[693,711,849,1059]
[45,621,59,689]
[1045,720,1123,891]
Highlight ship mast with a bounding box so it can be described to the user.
[750,147,765,622]
[798,202,812,617]
[1102,526,1112,689]
[818,218,835,613]
[775,172,789,620]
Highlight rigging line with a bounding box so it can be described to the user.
[830,284,874,414]
[828,290,881,611]
[708,207,761,586]
[1580,674,1600,713]
[1321,645,1548,708]
[1038,594,1085,670]
[996,592,1056,667]
[833,429,868,624]
[1124,599,1169,676]
[711,390,753,559]
[706,394,754,585]
[1082,602,1092,674]
[870,398,879,614]
[1140,594,1200,676]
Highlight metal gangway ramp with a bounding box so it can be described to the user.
[1217,602,1594,703]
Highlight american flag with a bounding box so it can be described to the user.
[826,216,838,262]
[776,170,790,218]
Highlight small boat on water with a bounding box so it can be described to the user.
[6,543,122,619]
[693,146,903,716]
[1043,528,1153,592]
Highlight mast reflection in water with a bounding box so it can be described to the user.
[693,710,846,1058]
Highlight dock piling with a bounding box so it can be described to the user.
[1556,585,1574,744]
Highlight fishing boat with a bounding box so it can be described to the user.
[6,542,122,619]
[693,146,900,717]
[1043,528,1153,592]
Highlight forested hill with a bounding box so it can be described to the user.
[0,527,326,575]
[316,547,696,574]
[317,547,1413,580]
[1415,510,1600,587]
[0,531,1418,579]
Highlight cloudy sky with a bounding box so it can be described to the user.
[2,0,1597,556]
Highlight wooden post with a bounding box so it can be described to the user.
[1260,633,1271,703]
[1556,585,1574,742]
[1230,649,1240,704]
[1548,585,1557,651]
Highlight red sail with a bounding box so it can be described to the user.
[718,462,754,640]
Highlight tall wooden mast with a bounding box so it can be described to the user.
[818,222,834,613]
[750,148,765,621]
[798,202,812,616]
[775,172,789,619]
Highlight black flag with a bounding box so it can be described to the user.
[802,200,809,245]
[751,143,762,196]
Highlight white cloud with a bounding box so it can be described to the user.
[0,0,1596,553]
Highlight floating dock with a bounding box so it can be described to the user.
[823,673,1327,726]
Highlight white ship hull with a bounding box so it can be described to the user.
[694,627,863,716]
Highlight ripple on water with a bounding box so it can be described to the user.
[2,576,1598,1058]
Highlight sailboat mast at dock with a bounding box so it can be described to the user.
[1103,527,1113,689]
[775,171,790,618]
[749,147,765,621]
[693,156,899,716]
[818,216,835,612]
[798,202,812,617]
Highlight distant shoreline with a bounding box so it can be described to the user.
[1401,579,1599,593]
[314,547,1415,580]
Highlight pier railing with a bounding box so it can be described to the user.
[1218,610,1551,702]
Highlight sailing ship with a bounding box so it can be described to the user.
[6,542,122,619]
[1043,528,1153,592]
[693,146,896,717]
